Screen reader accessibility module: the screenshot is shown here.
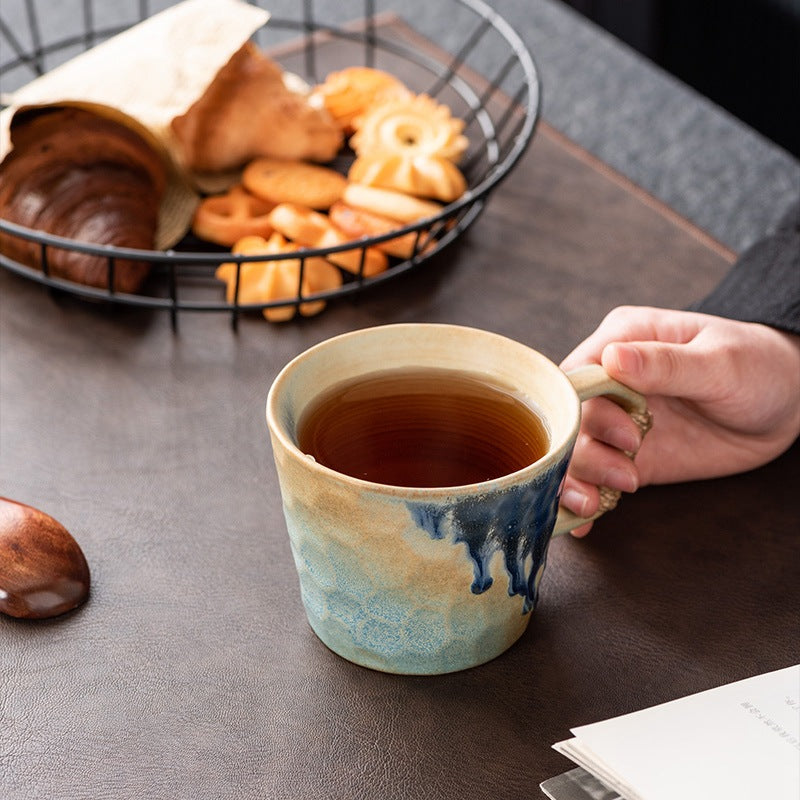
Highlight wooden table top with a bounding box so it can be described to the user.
[1,14,798,800]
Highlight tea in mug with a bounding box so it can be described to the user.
[296,367,549,487]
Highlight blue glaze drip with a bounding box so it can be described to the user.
[408,504,448,540]
[406,458,569,613]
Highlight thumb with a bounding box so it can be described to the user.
[601,340,717,400]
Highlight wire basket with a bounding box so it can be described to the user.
[0,0,540,329]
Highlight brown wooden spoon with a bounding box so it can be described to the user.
[0,496,90,619]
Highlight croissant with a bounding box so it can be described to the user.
[170,43,343,173]
[0,106,167,293]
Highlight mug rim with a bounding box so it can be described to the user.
[266,323,581,497]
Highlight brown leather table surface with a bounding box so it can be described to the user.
[2,98,799,800]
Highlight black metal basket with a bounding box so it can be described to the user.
[0,0,540,329]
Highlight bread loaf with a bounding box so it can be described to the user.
[170,43,343,173]
[0,106,167,293]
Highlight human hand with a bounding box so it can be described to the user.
[559,306,800,536]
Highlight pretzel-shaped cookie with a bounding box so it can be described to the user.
[192,185,275,247]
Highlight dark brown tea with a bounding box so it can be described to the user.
[297,367,549,487]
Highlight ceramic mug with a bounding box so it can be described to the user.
[266,324,650,675]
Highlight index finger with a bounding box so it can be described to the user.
[559,306,706,371]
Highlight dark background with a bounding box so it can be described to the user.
[561,0,800,158]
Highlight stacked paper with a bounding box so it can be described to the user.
[544,665,800,800]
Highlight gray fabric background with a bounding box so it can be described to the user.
[1,0,799,253]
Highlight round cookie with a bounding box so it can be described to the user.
[243,158,347,209]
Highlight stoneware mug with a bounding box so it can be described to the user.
[266,323,650,675]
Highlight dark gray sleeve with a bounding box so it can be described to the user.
[690,199,800,335]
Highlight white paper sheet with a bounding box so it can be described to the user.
[553,665,800,800]
[0,0,269,158]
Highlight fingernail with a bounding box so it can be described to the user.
[562,488,590,517]
[570,524,593,538]
[610,343,643,377]
[604,467,639,493]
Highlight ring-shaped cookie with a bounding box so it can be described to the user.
[350,94,468,163]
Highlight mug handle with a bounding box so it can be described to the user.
[552,364,653,536]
